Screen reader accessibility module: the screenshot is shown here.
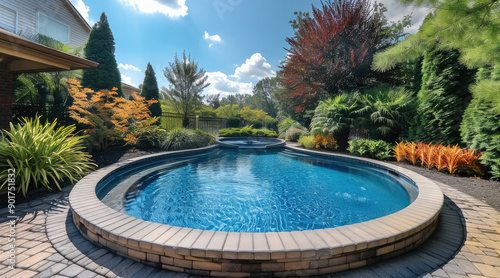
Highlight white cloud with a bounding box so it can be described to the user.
[205,71,253,98]
[204,32,222,48]
[378,0,431,33]
[118,63,141,72]
[121,74,137,87]
[232,53,275,81]
[204,32,222,42]
[119,0,188,18]
[70,0,92,24]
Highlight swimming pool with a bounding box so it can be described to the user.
[69,144,443,276]
[99,149,413,233]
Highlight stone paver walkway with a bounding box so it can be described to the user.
[1,180,500,277]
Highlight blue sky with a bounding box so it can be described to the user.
[69,0,428,98]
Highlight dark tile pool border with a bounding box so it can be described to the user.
[69,144,443,277]
[216,137,286,149]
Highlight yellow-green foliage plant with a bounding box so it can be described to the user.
[298,135,315,149]
[0,117,96,196]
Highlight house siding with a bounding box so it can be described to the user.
[0,0,89,47]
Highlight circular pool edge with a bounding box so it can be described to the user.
[216,137,286,149]
[69,144,443,277]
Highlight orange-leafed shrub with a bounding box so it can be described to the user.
[434,144,447,172]
[442,145,464,174]
[393,142,407,162]
[461,149,483,176]
[405,142,420,165]
[67,79,158,150]
[314,134,338,150]
[420,143,438,169]
[393,141,483,176]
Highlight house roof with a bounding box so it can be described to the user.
[61,0,92,33]
[122,82,141,92]
[0,28,98,73]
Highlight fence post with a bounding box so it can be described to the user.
[195,115,199,130]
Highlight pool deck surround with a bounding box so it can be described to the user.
[67,144,444,277]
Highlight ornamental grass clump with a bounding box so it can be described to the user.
[161,128,214,151]
[0,117,96,196]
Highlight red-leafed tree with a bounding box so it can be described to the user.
[281,0,409,115]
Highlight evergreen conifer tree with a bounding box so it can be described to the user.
[413,49,476,145]
[163,52,210,127]
[82,12,123,97]
[140,62,162,118]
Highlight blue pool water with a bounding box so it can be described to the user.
[110,149,411,233]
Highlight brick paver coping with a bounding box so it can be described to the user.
[68,145,444,277]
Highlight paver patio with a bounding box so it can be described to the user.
[1,178,500,277]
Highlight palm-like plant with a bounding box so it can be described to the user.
[310,93,360,150]
[358,85,414,143]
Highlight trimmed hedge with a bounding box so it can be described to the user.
[218,127,278,138]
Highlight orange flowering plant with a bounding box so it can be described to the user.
[67,79,159,150]
[314,134,338,150]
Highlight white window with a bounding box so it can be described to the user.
[38,13,69,44]
[0,4,17,33]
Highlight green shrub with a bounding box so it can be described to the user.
[348,139,393,160]
[0,117,96,196]
[278,118,297,134]
[227,117,242,128]
[298,136,315,149]
[284,128,306,142]
[161,128,215,151]
[461,80,500,178]
[278,118,307,139]
[218,127,278,138]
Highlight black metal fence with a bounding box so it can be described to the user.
[161,112,228,136]
[349,128,370,140]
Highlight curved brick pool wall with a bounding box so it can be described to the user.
[70,145,443,277]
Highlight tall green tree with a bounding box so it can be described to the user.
[140,62,162,118]
[373,0,500,70]
[412,49,476,145]
[220,94,250,107]
[206,93,221,109]
[82,12,123,97]
[461,66,500,178]
[247,77,280,118]
[162,52,210,127]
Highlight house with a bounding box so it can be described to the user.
[0,0,91,47]
[0,0,98,130]
[122,83,141,100]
